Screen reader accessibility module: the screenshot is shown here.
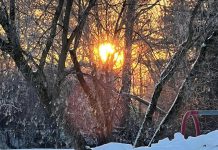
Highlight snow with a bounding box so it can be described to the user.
[201,43,206,47]
[93,143,133,150]
[92,130,218,150]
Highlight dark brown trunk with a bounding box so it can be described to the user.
[120,0,136,126]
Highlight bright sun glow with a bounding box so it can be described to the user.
[99,43,115,63]
[97,43,124,70]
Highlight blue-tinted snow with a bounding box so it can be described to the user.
[93,130,218,150]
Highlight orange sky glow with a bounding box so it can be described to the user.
[94,43,124,70]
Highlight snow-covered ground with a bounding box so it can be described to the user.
[93,130,218,150]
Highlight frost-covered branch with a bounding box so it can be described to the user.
[133,0,204,146]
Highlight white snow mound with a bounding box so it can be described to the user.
[93,130,218,150]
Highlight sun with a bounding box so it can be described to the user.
[99,43,115,63]
[95,43,124,70]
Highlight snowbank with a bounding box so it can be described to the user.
[93,130,218,150]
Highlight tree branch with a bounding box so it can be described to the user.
[57,0,74,74]
[121,92,166,114]
[148,31,213,146]
[9,0,15,22]
[113,0,126,38]
[68,0,97,45]
[133,0,203,146]
[135,0,160,19]
[0,3,51,113]
[39,0,64,69]
[0,38,12,52]
[69,0,97,105]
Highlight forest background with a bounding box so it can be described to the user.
[0,0,218,149]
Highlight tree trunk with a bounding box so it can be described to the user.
[120,0,136,126]
[0,1,90,148]
[148,29,218,145]
[133,0,203,146]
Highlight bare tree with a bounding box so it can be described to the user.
[120,0,136,126]
[134,0,204,146]
[0,0,96,149]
